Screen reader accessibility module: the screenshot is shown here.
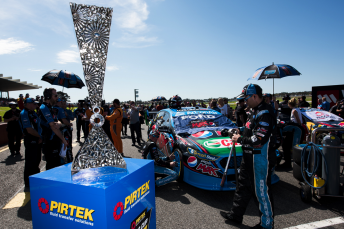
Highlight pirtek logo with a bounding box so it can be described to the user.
[114,180,150,221]
[38,198,95,221]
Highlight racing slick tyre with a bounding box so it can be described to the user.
[173,149,184,183]
[300,184,312,203]
[293,162,303,182]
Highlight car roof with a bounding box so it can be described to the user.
[163,107,221,117]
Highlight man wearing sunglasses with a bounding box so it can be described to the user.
[38,88,68,170]
[220,84,276,229]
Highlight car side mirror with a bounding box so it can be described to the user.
[158,126,169,133]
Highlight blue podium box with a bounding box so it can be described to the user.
[30,158,156,229]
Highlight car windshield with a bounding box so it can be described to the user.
[172,110,236,135]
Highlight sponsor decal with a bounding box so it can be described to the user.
[251,136,257,142]
[200,160,213,166]
[181,114,216,120]
[191,121,216,128]
[174,111,218,117]
[245,121,251,129]
[259,122,269,127]
[114,180,151,221]
[187,147,197,155]
[196,163,219,177]
[187,156,198,167]
[38,198,49,214]
[203,139,239,149]
[191,151,219,161]
[264,70,276,75]
[256,132,265,137]
[130,208,152,229]
[38,197,95,226]
[113,202,124,220]
[192,131,213,138]
[257,127,267,133]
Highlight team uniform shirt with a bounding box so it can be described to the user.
[64,109,74,122]
[52,106,67,122]
[237,101,276,151]
[19,108,42,140]
[321,101,330,111]
[74,108,85,122]
[3,109,21,131]
[39,102,58,141]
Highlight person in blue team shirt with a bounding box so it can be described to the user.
[61,99,74,122]
[53,98,73,127]
[19,98,42,190]
[321,97,330,111]
[38,88,68,170]
[74,103,85,142]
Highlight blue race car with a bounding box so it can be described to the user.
[148,107,280,191]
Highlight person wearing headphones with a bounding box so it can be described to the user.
[4,101,22,156]
[19,98,42,190]
[105,99,123,156]
[38,88,68,170]
[220,84,276,229]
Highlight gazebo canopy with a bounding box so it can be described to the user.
[0,74,41,91]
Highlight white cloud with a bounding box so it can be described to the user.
[107,65,119,71]
[28,68,42,72]
[0,38,34,55]
[57,45,80,64]
[112,0,149,33]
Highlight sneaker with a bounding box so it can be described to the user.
[219,211,242,224]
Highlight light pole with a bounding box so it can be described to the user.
[134,89,139,103]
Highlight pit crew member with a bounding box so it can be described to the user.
[220,84,276,229]
[141,129,177,187]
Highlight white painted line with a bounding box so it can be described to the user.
[285,217,344,229]
[329,94,337,103]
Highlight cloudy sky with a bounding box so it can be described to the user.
[1,0,344,102]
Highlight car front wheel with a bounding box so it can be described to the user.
[173,149,184,182]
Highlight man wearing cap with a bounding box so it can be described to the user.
[264,93,279,117]
[19,98,42,190]
[74,103,85,142]
[18,94,25,110]
[39,88,68,170]
[25,93,30,100]
[299,95,310,108]
[220,84,276,229]
[4,101,22,156]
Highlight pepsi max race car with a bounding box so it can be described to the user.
[148,107,280,191]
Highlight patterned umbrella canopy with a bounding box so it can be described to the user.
[152,96,167,101]
[247,63,301,95]
[41,70,85,89]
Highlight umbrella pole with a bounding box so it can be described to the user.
[273,78,274,96]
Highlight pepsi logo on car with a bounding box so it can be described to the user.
[187,156,198,167]
[191,131,213,138]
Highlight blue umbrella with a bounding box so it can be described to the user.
[152,96,167,101]
[247,63,301,95]
[41,69,85,89]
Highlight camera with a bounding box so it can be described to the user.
[221,128,237,138]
